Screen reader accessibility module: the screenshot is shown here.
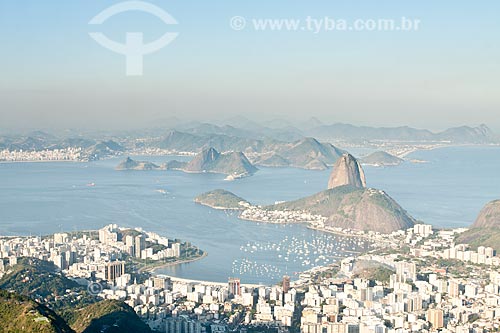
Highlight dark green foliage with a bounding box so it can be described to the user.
[68,300,151,333]
[0,289,75,333]
[456,227,500,252]
[0,258,80,300]
[195,189,249,209]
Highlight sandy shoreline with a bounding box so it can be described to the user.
[194,201,242,211]
[140,252,209,274]
[153,272,264,288]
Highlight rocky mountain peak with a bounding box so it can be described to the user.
[328,154,366,189]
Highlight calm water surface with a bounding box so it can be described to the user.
[0,146,499,283]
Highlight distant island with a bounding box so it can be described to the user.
[167,138,344,174]
[180,147,258,179]
[194,189,250,210]
[2,121,498,164]
[196,154,416,234]
[360,151,404,166]
[115,147,258,179]
[116,157,161,171]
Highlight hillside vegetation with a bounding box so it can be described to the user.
[0,258,80,302]
[457,200,500,251]
[195,189,250,209]
[268,186,415,234]
[67,300,151,333]
[0,289,75,333]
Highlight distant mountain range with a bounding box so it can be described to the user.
[156,130,268,154]
[1,121,497,163]
[256,138,346,170]
[303,123,495,143]
[85,140,125,161]
[0,133,125,161]
[155,134,346,170]
[166,118,497,144]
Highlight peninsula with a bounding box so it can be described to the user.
[196,154,416,234]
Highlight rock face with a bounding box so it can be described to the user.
[269,153,414,233]
[472,200,500,228]
[185,147,220,172]
[457,200,500,251]
[328,154,367,189]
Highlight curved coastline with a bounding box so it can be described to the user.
[194,202,242,211]
[153,273,264,288]
[140,251,208,274]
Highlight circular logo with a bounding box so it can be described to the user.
[230,16,247,31]
[87,282,103,295]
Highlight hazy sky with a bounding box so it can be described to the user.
[1,1,499,131]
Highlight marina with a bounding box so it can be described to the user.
[231,234,371,281]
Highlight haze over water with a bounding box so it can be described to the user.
[0,146,499,284]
